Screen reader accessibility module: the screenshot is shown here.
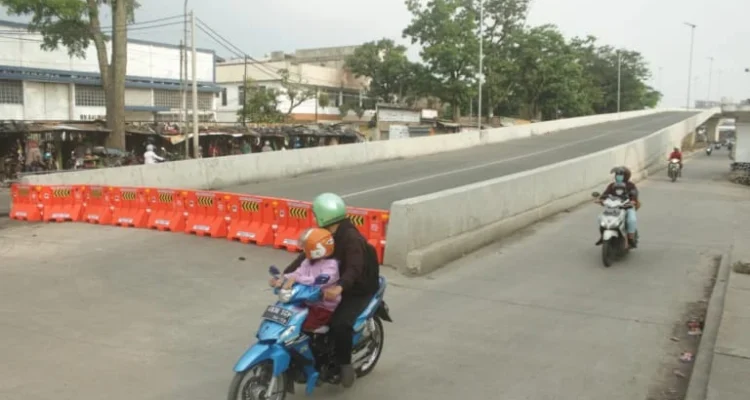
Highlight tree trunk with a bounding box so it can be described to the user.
[107,0,128,150]
[86,0,113,131]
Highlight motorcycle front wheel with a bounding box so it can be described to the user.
[670,170,677,182]
[227,360,287,400]
[602,239,614,267]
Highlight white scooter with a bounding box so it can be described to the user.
[706,146,713,156]
[592,192,638,267]
[668,158,681,182]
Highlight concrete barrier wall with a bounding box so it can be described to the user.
[22,109,665,188]
[383,108,720,276]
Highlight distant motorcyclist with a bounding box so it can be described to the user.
[668,147,683,171]
[283,192,380,388]
[143,144,164,164]
[595,166,639,249]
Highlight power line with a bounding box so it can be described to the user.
[99,14,184,29]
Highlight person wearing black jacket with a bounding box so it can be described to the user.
[283,192,380,388]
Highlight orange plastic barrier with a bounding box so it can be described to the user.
[145,188,186,232]
[41,185,84,222]
[225,194,278,246]
[9,184,43,221]
[273,200,315,252]
[184,191,228,237]
[110,187,149,228]
[82,185,113,224]
[347,208,389,264]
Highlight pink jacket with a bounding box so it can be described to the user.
[284,258,341,311]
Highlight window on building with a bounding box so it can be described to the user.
[154,89,213,110]
[238,86,245,106]
[0,80,23,104]
[75,85,106,107]
[221,88,227,106]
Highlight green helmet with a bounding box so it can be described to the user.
[312,192,347,228]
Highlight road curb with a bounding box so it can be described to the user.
[684,248,732,400]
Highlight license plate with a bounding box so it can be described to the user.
[603,208,620,216]
[262,305,293,325]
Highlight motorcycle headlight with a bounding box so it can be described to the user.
[278,288,293,303]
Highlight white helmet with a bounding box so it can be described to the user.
[146,144,155,151]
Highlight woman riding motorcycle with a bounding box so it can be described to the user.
[595,166,640,249]
[283,192,380,389]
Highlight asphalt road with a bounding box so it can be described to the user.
[227,111,698,209]
[2,150,748,400]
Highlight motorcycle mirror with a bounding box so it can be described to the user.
[268,265,281,276]
[591,191,600,198]
[314,274,331,285]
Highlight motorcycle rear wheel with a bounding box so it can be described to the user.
[227,360,287,400]
[355,317,385,378]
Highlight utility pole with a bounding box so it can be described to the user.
[242,55,248,125]
[684,22,696,109]
[183,1,189,157]
[617,51,622,113]
[477,0,484,134]
[191,11,199,159]
[180,40,187,157]
[707,56,714,102]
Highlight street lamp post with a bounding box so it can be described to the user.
[684,22,696,109]
[707,56,714,102]
[182,0,189,157]
[616,51,622,113]
[477,0,484,135]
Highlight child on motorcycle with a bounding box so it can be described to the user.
[269,228,341,331]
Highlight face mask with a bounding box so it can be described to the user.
[615,175,624,183]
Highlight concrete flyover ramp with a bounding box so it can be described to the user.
[2,149,745,400]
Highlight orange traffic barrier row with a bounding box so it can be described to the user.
[8,184,389,263]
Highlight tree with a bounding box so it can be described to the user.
[0,0,138,149]
[236,80,285,123]
[278,68,314,116]
[403,0,478,120]
[317,91,330,109]
[345,38,414,103]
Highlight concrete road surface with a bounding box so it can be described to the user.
[0,187,9,216]
[228,111,697,208]
[2,152,748,400]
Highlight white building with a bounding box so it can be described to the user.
[0,19,220,122]
[215,46,370,123]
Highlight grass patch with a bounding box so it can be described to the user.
[732,261,750,275]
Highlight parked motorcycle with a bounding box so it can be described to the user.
[706,146,713,156]
[668,158,681,182]
[227,266,392,400]
[592,192,638,267]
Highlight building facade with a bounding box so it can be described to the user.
[215,45,370,123]
[0,20,220,122]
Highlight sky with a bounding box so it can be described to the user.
[3,0,750,108]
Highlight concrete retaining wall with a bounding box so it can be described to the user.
[22,109,664,188]
[383,108,720,276]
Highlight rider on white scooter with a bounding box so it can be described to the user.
[594,167,640,249]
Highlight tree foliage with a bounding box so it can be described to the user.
[236,80,285,123]
[342,0,661,121]
[0,0,139,149]
[278,68,314,115]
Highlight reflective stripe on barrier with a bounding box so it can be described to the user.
[82,186,113,224]
[225,194,278,245]
[146,188,186,232]
[9,183,42,221]
[184,191,228,237]
[42,185,83,222]
[110,187,149,228]
[273,200,314,252]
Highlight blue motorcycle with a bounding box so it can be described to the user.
[228,266,393,399]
